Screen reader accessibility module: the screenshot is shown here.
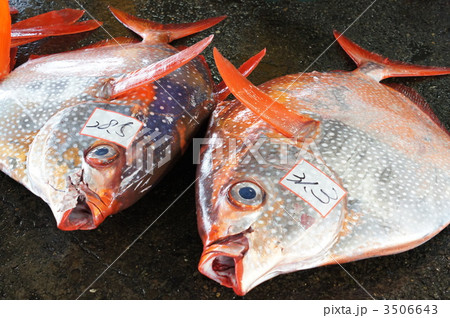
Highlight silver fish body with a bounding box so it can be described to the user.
[197,45,450,295]
[0,41,214,229]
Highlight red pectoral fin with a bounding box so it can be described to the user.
[0,0,11,78]
[109,6,225,44]
[334,31,450,81]
[213,48,319,139]
[10,9,101,48]
[214,48,266,101]
[110,35,214,99]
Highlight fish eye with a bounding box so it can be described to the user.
[85,144,119,167]
[228,181,264,208]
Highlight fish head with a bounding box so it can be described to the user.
[197,104,346,295]
[27,101,152,230]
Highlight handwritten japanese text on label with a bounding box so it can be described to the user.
[279,159,346,217]
[80,108,143,148]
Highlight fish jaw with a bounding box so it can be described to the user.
[59,198,104,231]
[198,230,294,296]
[199,234,248,295]
[57,178,122,231]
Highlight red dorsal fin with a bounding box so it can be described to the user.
[1,0,11,78]
[334,31,450,82]
[214,49,266,101]
[109,6,225,44]
[213,48,319,139]
[10,9,101,48]
[109,35,214,99]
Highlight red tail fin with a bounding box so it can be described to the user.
[214,49,266,101]
[110,35,214,99]
[10,9,102,48]
[0,0,11,78]
[334,31,450,81]
[109,6,225,44]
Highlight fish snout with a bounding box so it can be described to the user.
[59,198,104,231]
[57,183,119,231]
[198,233,249,296]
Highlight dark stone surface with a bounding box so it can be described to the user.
[1,0,448,299]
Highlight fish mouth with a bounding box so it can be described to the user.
[198,233,249,296]
[57,172,114,231]
[59,197,104,231]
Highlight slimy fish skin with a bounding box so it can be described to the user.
[0,4,225,230]
[196,32,450,295]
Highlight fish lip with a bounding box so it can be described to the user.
[198,233,249,296]
[58,196,106,231]
[57,171,110,231]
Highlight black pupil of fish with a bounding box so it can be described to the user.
[239,187,256,200]
[95,147,109,156]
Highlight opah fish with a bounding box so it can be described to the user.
[196,32,450,295]
[0,3,263,230]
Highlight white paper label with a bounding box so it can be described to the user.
[279,159,346,217]
[80,108,143,148]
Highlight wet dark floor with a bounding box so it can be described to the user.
[1,0,449,299]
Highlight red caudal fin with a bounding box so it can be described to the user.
[334,31,450,82]
[10,9,101,48]
[213,48,319,139]
[0,0,11,78]
[109,35,214,99]
[109,6,225,44]
[214,49,266,101]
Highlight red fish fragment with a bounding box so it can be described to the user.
[10,9,102,48]
[9,5,18,15]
